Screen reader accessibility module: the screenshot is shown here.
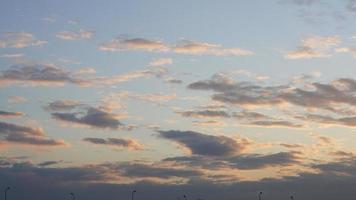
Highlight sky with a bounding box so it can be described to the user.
[0,0,356,200]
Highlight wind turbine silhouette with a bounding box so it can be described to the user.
[258,192,263,200]
[69,192,75,200]
[4,186,10,200]
[131,190,136,200]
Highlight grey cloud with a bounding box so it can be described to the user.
[0,121,66,146]
[297,114,356,127]
[188,74,284,107]
[0,64,167,87]
[83,137,143,150]
[347,0,356,12]
[158,130,248,156]
[233,111,302,128]
[227,152,300,169]
[165,77,183,84]
[0,110,23,118]
[51,107,123,129]
[37,160,63,167]
[44,100,82,111]
[163,152,300,170]
[2,157,356,200]
[188,74,356,116]
[118,163,203,178]
[0,64,82,86]
[249,120,303,128]
[177,110,230,118]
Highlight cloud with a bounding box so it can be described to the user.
[99,37,168,52]
[188,74,356,115]
[2,156,356,200]
[176,110,230,118]
[0,64,82,86]
[0,32,47,48]
[0,110,23,118]
[335,47,356,58]
[44,100,82,111]
[347,0,356,12]
[165,77,183,84]
[103,91,177,108]
[279,79,356,114]
[187,73,285,107]
[0,53,24,58]
[56,29,94,40]
[286,36,341,59]
[0,64,167,87]
[192,120,226,127]
[118,163,203,178]
[158,130,249,156]
[83,137,143,150]
[173,40,254,56]
[42,17,56,23]
[87,67,168,86]
[149,58,173,66]
[164,151,300,170]
[37,160,63,167]
[227,152,300,169]
[51,106,123,129]
[288,0,319,5]
[233,111,303,128]
[248,120,303,128]
[7,96,27,104]
[0,121,66,147]
[99,37,253,56]
[297,114,356,127]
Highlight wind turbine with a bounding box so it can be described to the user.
[4,186,10,200]
[258,192,263,200]
[70,192,75,200]
[131,190,136,200]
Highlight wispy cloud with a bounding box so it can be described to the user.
[149,58,173,66]
[56,29,94,40]
[0,64,167,87]
[0,32,47,48]
[0,121,67,147]
[83,137,143,150]
[286,35,341,59]
[0,110,23,118]
[99,37,253,56]
[158,130,250,156]
[51,105,124,130]
[7,96,27,104]
[99,37,168,52]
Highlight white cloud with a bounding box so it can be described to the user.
[286,35,341,59]
[149,58,173,66]
[56,29,94,40]
[0,32,47,48]
[99,37,254,56]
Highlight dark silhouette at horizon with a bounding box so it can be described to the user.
[131,190,136,200]
[4,186,10,200]
[70,192,75,200]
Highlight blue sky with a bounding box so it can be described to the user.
[1,1,356,200]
